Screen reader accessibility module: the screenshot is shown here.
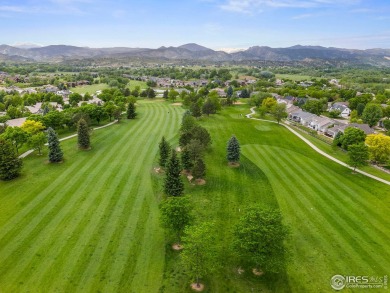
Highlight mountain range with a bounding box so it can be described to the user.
[1,43,390,65]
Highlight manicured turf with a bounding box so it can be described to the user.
[69,83,109,94]
[1,102,389,292]
[161,106,390,292]
[0,101,183,292]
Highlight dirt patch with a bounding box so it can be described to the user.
[252,268,264,276]
[195,179,206,185]
[45,160,64,164]
[79,146,92,151]
[190,283,205,292]
[172,243,183,251]
[172,102,182,106]
[176,146,182,152]
[228,162,240,168]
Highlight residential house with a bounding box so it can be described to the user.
[326,124,348,138]
[309,116,334,133]
[5,117,27,127]
[289,110,316,126]
[328,102,351,118]
[349,123,375,135]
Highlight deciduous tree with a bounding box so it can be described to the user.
[192,158,206,179]
[233,206,289,274]
[181,222,219,289]
[365,134,390,164]
[159,196,193,243]
[362,103,383,127]
[271,103,287,124]
[348,143,369,171]
[1,126,27,153]
[342,127,366,150]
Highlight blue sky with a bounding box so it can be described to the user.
[1,0,389,50]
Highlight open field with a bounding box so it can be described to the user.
[127,80,147,90]
[69,83,109,95]
[1,102,389,292]
[275,74,318,81]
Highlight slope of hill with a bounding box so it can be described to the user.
[1,43,389,65]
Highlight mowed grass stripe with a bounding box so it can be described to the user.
[100,104,181,292]
[28,108,158,291]
[42,103,163,291]
[0,107,156,290]
[243,145,365,291]
[293,151,390,247]
[242,146,354,275]
[258,146,388,273]
[71,103,170,291]
[127,105,181,291]
[0,119,141,242]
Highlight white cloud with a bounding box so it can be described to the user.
[0,6,27,13]
[220,0,360,14]
[292,13,316,19]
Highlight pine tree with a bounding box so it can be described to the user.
[181,147,193,171]
[164,149,184,197]
[77,118,90,149]
[159,136,171,168]
[227,135,240,163]
[0,138,23,180]
[127,102,137,119]
[47,127,63,163]
[192,158,205,179]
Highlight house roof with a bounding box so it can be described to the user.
[349,123,375,135]
[312,116,334,127]
[6,117,27,127]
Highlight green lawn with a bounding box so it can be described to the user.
[70,83,109,95]
[275,74,318,81]
[0,101,184,292]
[127,80,147,90]
[1,102,389,292]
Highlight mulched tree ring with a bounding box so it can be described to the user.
[190,283,205,292]
[252,268,264,276]
[172,243,183,251]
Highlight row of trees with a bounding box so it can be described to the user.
[159,197,290,288]
[333,127,390,169]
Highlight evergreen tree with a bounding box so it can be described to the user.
[227,135,240,163]
[159,136,171,168]
[0,138,23,180]
[181,148,193,171]
[227,86,233,98]
[77,118,90,149]
[164,149,184,197]
[127,102,137,119]
[192,158,206,179]
[47,127,63,163]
